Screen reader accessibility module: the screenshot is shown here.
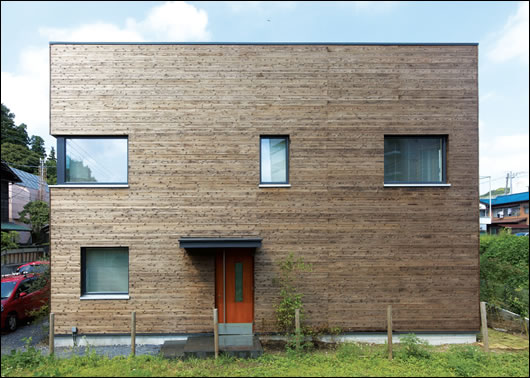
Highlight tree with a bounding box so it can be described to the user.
[1,104,30,147]
[67,157,97,182]
[48,146,56,161]
[18,201,49,244]
[272,253,312,334]
[30,135,46,159]
[0,143,41,175]
[46,147,57,185]
[1,231,19,251]
[480,187,510,198]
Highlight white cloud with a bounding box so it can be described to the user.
[487,2,529,64]
[40,1,210,42]
[128,1,210,41]
[40,23,145,43]
[480,134,529,194]
[1,2,210,154]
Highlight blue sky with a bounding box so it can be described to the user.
[1,1,528,194]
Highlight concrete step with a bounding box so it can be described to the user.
[183,336,215,359]
[162,335,263,359]
[160,340,186,359]
[219,334,254,347]
[218,323,253,335]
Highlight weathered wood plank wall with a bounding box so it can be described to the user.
[50,44,479,334]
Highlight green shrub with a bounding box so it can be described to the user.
[272,253,312,335]
[396,333,432,359]
[445,345,487,377]
[285,332,314,355]
[336,342,367,360]
[4,337,48,371]
[1,231,19,251]
[480,230,529,316]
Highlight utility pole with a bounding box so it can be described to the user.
[505,172,510,195]
[488,176,492,219]
[510,171,513,195]
[38,158,44,201]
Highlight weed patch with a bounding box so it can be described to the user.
[1,340,528,377]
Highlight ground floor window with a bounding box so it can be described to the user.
[81,247,129,295]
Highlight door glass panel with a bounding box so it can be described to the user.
[235,262,243,302]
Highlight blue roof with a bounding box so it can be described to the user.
[480,192,529,206]
[9,167,49,193]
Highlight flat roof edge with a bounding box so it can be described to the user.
[49,42,479,46]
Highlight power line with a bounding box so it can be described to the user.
[66,144,112,181]
[68,140,117,180]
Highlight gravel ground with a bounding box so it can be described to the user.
[45,344,161,359]
[1,317,48,355]
[1,317,161,359]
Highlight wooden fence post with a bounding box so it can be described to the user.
[387,305,393,360]
[480,302,489,353]
[295,308,301,350]
[213,308,219,359]
[131,311,136,356]
[49,313,55,356]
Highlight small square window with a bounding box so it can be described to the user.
[260,136,289,184]
[81,247,129,295]
[384,136,447,184]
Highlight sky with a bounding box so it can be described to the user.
[1,1,529,194]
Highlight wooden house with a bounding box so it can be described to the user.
[49,43,479,342]
[480,192,529,234]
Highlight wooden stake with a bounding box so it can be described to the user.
[387,305,392,360]
[213,308,219,359]
[295,308,301,350]
[131,311,136,356]
[480,302,489,353]
[49,313,55,356]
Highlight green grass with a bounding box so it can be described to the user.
[1,340,528,377]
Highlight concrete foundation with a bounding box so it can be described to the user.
[263,333,477,346]
[54,332,477,348]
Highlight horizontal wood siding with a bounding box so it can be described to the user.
[50,44,479,334]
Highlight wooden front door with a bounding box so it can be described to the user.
[215,249,254,324]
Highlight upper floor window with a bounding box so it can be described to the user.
[57,137,128,185]
[260,136,289,184]
[494,206,520,218]
[384,136,447,184]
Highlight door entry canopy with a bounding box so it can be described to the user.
[179,237,262,251]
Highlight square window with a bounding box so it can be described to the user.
[260,136,289,184]
[81,247,128,295]
[384,136,447,184]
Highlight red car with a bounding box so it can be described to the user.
[16,261,50,275]
[1,272,50,331]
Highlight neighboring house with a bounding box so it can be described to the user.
[7,166,50,244]
[480,192,530,234]
[479,203,491,234]
[1,161,32,241]
[49,43,479,343]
